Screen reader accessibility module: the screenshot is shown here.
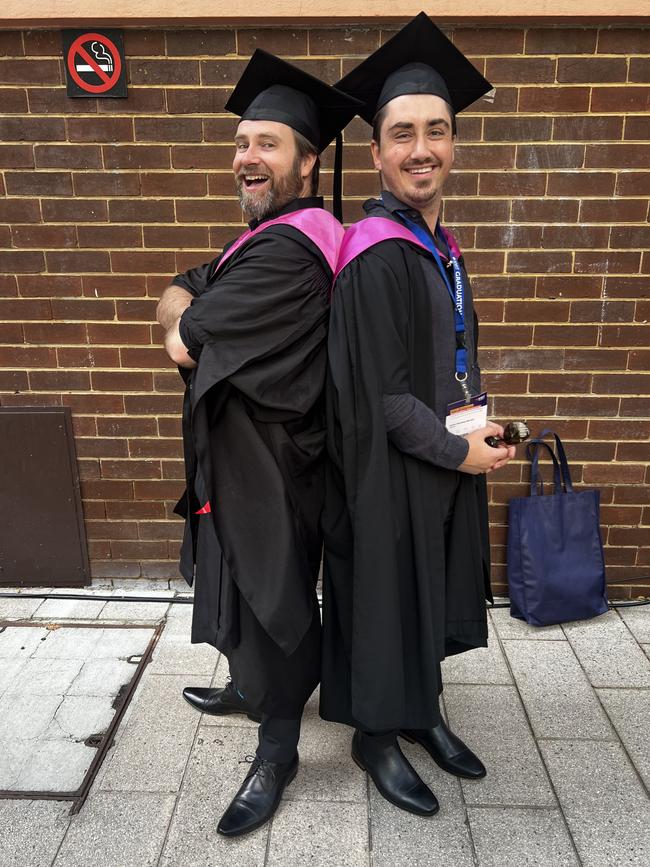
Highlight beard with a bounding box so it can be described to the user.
[236,155,304,222]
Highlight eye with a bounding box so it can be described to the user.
[235,142,247,151]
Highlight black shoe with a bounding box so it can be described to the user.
[217,754,298,837]
[182,682,262,723]
[352,730,439,817]
[400,720,487,779]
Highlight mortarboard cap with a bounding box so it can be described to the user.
[225,49,362,154]
[336,12,493,125]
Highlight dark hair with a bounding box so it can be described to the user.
[293,130,320,196]
[372,101,457,144]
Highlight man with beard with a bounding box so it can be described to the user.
[320,14,516,816]
[156,51,359,837]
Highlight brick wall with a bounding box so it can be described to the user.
[0,24,648,596]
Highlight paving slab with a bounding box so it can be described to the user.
[0,654,28,696]
[540,739,650,867]
[3,657,83,695]
[98,673,209,793]
[267,799,370,866]
[12,737,95,791]
[502,639,613,739]
[31,626,103,659]
[0,692,63,743]
[489,607,565,641]
[99,601,170,622]
[0,595,45,619]
[54,792,176,867]
[0,625,50,656]
[33,597,107,620]
[67,657,137,696]
[597,688,650,788]
[618,605,650,643]
[0,800,71,867]
[148,606,218,677]
[159,725,269,867]
[563,614,650,688]
[444,684,555,806]
[467,806,579,867]
[441,620,512,685]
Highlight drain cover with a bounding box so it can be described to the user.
[0,621,162,812]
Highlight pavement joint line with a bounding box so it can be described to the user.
[365,765,374,867]
[559,610,650,800]
[489,616,584,867]
[441,690,478,867]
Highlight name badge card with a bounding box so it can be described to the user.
[445,392,488,436]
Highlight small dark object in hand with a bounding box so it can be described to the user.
[485,421,530,448]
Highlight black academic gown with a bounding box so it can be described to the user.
[173,197,331,719]
[320,198,492,732]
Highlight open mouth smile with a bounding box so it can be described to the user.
[243,175,270,190]
[404,166,437,176]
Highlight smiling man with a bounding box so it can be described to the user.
[155,51,359,837]
[320,14,516,816]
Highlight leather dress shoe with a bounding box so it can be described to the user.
[182,681,262,722]
[352,730,439,816]
[217,754,298,837]
[400,720,486,779]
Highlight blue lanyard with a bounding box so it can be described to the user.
[397,213,470,397]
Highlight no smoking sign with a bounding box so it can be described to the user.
[63,29,127,98]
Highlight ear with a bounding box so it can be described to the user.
[300,151,317,180]
[370,139,381,172]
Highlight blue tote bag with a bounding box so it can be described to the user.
[507,430,608,626]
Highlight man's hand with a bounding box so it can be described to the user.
[458,422,516,475]
[164,317,197,368]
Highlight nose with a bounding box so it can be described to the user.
[410,133,430,162]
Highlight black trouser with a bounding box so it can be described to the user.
[257,714,302,763]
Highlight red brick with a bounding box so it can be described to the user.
[124,394,182,415]
[459,251,504,274]
[546,171,615,197]
[444,199,510,223]
[42,199,108,222]
[98,88,166,115]
[534,325,598,346]
[50,299,115,320]
[0,88,28,112]
[553,115,623,142]
[574,251,641,274]
[34,144,102,169]
[628,349,650,370]
[77,225,143,249]
[91,371,153,391]
[0,30,23,55]
[309,27,378,55]
[29,370,91,391]
[129,59,199,85]
[0,370,28,390]
[199,59,246,86]
[453,145,516,170]
[519,87,590,113]
[129,438,180,458]
[520,144,585,170]
[525,28,597,55]
[591,87,650,113]
[72,172,140,197]
[629,57,650,83]
[479,324,533,347]
[135,117,203,143]
[111,540,169,560]
[511,199,578,223]
[0,144,33,167]
[166,88,229,115]
[454,116,482,142]
[617,442,650,462]
[18,274,82,298]
[153,372,184,393]
[5,171,72,196]
[27,87,95,115]
[166,29,235,56]
[481,372,527,393]
[121,347,171,368]
[593,373,650,395]
[140,172,207,197]
[611,225,650,249]
[103,145,170,170]
[87,323,151,345]
[536,276,603,300]
[636,301,650,323]
[601,324,650,347]
[570,300,635,323]
[507,251,572,274]
[504,300,569,323]
[0,199,41,223]
[123,30,166,55]
[558,57,628,83]
[101,459,161,480]
[483,116,552,143]
[207,173,237,196]
[110,251,176,274]
[133,480,183,500]
[0,58,60,84]
[171,145,233,170]
[115,299,158,321]
[11,224,77,248]
[143,226,209,248]
[486,57,555,84]
[97,417,158,438]
[583,463,646,486]
[158,417,182,437]
[82,275,147,298]
[24,321,86,344]
[625,117,650,143]
[46,250,110,273]
[542,225,609,249]
[67,116,134,142]
[0,250,45,273]
[597,29,650,54]
[138,520,183,541]
[580,199,648,223]
[175,199,242,223]
[0,275,18,297]
[586,144,650,169]
[57,347,120,368]
[86,520,139,541]
[454,28,524,55]
[109,199,175,223]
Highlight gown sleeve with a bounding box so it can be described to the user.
[383,393,469,470]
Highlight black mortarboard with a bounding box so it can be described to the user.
[225,49,362,154]
[336,12,493,125]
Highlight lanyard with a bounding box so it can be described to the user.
[397,213,471,401]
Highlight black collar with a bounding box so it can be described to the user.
[247,196,324,230]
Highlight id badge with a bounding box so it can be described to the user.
[445,391,488,436]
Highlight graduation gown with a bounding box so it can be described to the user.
[320,197,492,732]
[174,197,338,718]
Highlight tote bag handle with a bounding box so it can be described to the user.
[527,440,562,496]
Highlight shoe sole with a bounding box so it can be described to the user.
[398,732,487,780]
[216,765,298,838]
[181,692,262,723]
[351,748,439,817]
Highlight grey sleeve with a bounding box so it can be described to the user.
[383,392,469,470]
